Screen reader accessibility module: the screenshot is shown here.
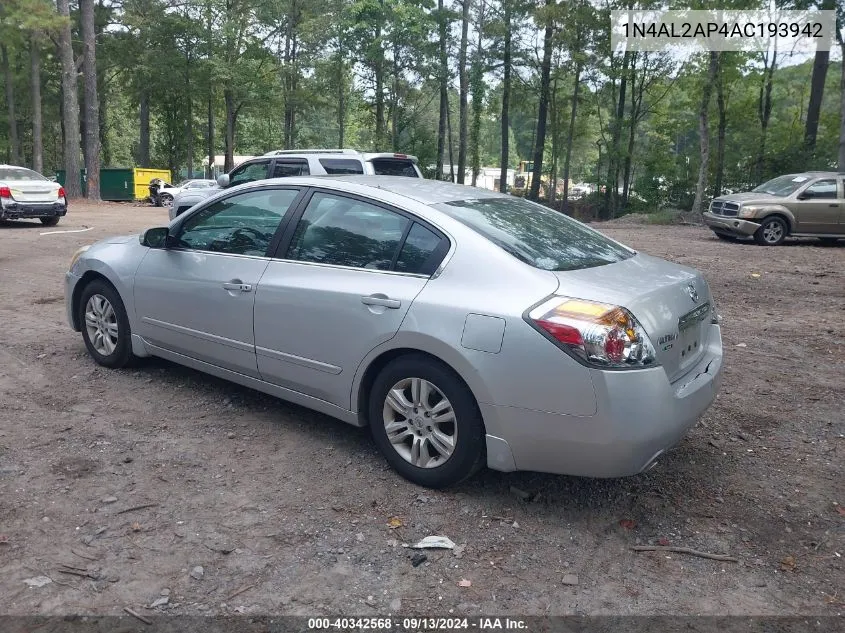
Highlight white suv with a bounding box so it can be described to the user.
[169,150,423,219]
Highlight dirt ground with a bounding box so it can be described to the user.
[0,203,842,618]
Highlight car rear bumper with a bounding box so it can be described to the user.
[0,200,67,220]
[702,212,759,237]
[483,324,723,478]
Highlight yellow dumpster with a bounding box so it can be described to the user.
[133,168,171,201]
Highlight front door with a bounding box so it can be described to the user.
[133,187,302,376]
[792,178,840,233]
[253,190,448,408]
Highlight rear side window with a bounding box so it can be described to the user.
[395,223,445,275]
[319,158,364,175]
[370,158,419,177]
[435,197,634,271]
[273,160,310,177]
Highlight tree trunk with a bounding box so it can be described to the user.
[374,0,385,149]
[603,50,629,219]
[456,0,470,184]
[754,48,776,184]
[30,33,43,173]
[560,61,581,214]
[713,53,726,198]
[469,0,486,186]
[207,91,215,177]
[224,88,236,172]
[693,52,718,215]
[57,0,82,198]
[548,72,558,206]
[499,0,511,193]
[435,0,448,180]
[391,41,400,151]
[185,47,193,178]
[139,89,150,166]
[1,44,20,165]
[805,0,833,153]
[528,0,553,202]
[283,11,293,149]
[81,0,100,200]
[839,36,845,171]
[337,54,345,148]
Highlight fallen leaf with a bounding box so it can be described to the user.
[658,537,671,546]
[457,579,472,587]
[750,273,761,279]
[131,522,142,532]
[619,519,637,530]
[780,555,796,572]
[0,534,9,544]
[387,516,403,529]
[836,506,845,517]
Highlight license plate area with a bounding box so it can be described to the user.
[677,302,709,363]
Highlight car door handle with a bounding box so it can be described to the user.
[829,203,839,207]
[222,281,252,293]
[361,294,401,309]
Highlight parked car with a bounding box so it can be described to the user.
[0,165,68,226]
[703,171,844,245]
[169,150,424,219]
[152,179,216,207]
[66,176,722,488]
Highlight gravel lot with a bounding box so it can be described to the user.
[0,203,842,617]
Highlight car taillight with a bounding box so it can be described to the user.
[0,186,11,198]
[58,187,66,199]
[393,153,408,158]
[527,296,658,369]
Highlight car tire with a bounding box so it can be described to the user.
[160,193,173,207]
[40,216,60,226]
[78,279,136,369]
[714,232,737,242]
[753,216,788,246]
[368,354,486,488]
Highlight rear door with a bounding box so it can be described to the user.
[253,189,448,407]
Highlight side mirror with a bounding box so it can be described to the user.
[797,192,811,200]
[217,174,230,188]
[140,226,170,249]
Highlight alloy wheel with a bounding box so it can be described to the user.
[382,377,457,469]
[84,294,119,356]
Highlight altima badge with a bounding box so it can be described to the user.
[686,283,699,303]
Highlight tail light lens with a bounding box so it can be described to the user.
[527,296,658,369]
[0,186,11,198]
[58,187,66,199]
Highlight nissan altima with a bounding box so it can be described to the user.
[65,177,722,487]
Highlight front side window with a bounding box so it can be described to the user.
[287,192,410,270]
[176,188,299,256]
[435,197,633,272]
[803,179,837,200]
[273,160,310,178]
[228,161,270,187]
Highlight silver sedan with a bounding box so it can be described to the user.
[65,177,723,488]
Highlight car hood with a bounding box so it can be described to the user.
[100,234,139,244]
[550,253,714,382]
[713,192,783,205]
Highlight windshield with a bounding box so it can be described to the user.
[752,175,810,197]
[435,197,634,272]
[0,167,47,181]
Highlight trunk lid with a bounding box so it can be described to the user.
[549,253,713,382]
[4,179,61,202]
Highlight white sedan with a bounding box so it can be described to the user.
[0,165,67,226]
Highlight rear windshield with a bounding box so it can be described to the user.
[435,197,634,271]
[370,158,419,177]
[0,167,47,181]
[319,158,364,175]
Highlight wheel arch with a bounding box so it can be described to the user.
[759,209,794,233]
[352,338,493,430]
[71,271,120,330]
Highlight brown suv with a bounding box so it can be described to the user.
[703,172,844,245]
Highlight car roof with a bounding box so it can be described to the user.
[241,175,506,205]
[261,149,420,164]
